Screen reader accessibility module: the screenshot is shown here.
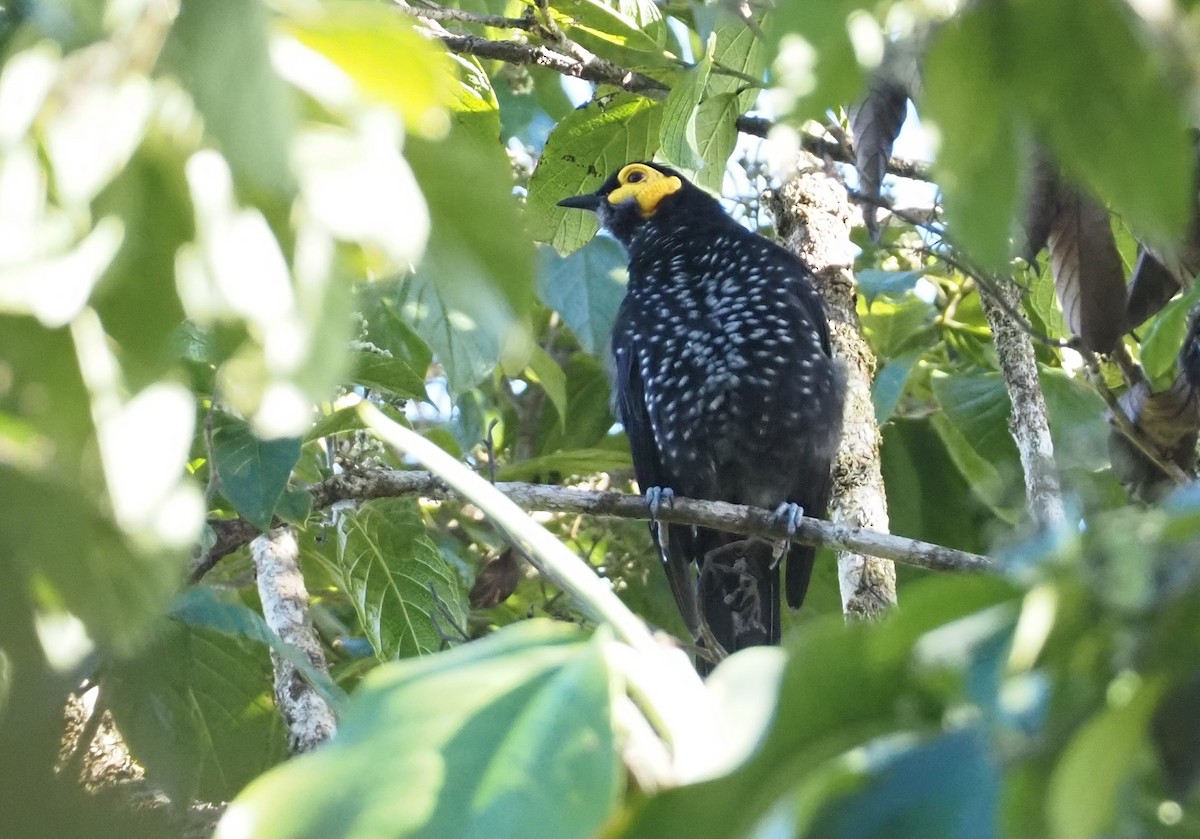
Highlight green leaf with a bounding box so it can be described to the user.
[931,372,1020,471]
[162,0,295,200]
[615,581,1018,839]
[930,412,1020,525]
[210,412,302,532]
[859,296,935,358]
[282,1,456,138]
[103,617,292,805]
[1139,281,1200,388]
[660,45,713,169]
[1047,678,1165,839]
[447,53,501,141]
[923,6,1020,269]
[767,2,864,120]
[215,621,619,839]
[527,344,569,428]
[857,270,925,306]
[691,92,740,193]
[873,349,924,425]
[170,588,347,715]
[551,0,668,66]
[534,353,618,455]
[1011,0,1193,244]
[496,447,631,481]
[806,727,999,839]
[91,137,191,383]
[528,94,664,255]
[394,271,499,395]
[536,238,629,355]
[405,127,534,388]
[333,498,468,660]
[1040,368,1109,472]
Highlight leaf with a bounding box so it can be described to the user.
[170,588,347,715]
[210,412,302,531]
[859,295,935,358]
[660,44,713,170]
[851,75,909,240]
[528,94,664,255]
[533,353,618,455]
[394,270,499,394]
[873,349,924,425]
[536,238,629,355]
[281,2,456,138]
[405,127,534,387]
[768,2,865,121]
[613,581,1018,839]
[551,0,668,66]
[334,498,467,660]
[215,621,619,839]
[691,92,740,193]
[162,0,295,200]
[1140,281,1200,388]
[496,447,630,481]
[805,727,1000,839]
[924,6,1021,269]
[1047,678,1166,839]
[355,282,433,399]
[527,344,569,427]
[857,270,925,306]
[1046,183,1127,352]
[1011,0,1193,246]
[1039,368,1110,473]
[931,372,1020,472]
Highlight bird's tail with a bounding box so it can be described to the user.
[695,535,779,676]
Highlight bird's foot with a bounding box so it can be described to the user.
[770,502,805,568]
[645,486,675,551]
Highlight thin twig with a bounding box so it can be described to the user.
[401,0,534,30]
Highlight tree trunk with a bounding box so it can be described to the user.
[770,160,898,618]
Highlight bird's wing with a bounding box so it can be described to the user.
[611,324,701,638]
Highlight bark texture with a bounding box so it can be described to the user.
[252,527,337,754]
[980,283,1067,529]
[769,162,898,618]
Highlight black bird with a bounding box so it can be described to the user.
[558,162,845,667]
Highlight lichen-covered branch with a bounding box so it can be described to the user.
[196,468,990,584]
[980,283,1067,528]
[251,527,336,754]
[769,160,899,618]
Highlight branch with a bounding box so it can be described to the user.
[196,466,992,582]
[980,280,1067,529]
[401,1,534,30]
[251,527,337,754]
[739,118,933,182]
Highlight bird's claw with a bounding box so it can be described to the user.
[770,502,805,568]
[646,486,675,551]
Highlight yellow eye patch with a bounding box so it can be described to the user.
[607,163,682,216]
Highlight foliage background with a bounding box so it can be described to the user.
[1,0,1199,837]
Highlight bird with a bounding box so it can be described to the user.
[558,161,845,669]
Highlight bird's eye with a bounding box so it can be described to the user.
[627,170,645,183]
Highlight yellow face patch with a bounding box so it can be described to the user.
[607,163,682,216]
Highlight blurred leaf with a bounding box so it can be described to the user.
[930,413,1020,524]
[282,1,456,138]
[924,6,1020,269]
[447,53,501,140]
[857,270,925,306]
[162,0,295,200]
[859,296,935,358]
[536,238,628,355]
[215,621,618,839]
[768,2,864,121]
[497,447,630,481]
[1140,281,1200,388]
[211,412,301,532]
[528,94,663,255]
[852,75,910,239]
[1047,678,1165,839]
[527,344,569,427]
[535,353,617,455]
[873,349,924,424]
[333,498,467,660]
[1040,368,1109,472]
[405,127,534,387]
[91,138,190,383]
[1012,0,1193,245]
[931,372,1019,470]
[805,727,999,839]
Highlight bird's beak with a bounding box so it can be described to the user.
[557,193,603,211]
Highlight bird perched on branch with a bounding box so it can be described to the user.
[558,162,845,669]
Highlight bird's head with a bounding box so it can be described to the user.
[557,161,702,245]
